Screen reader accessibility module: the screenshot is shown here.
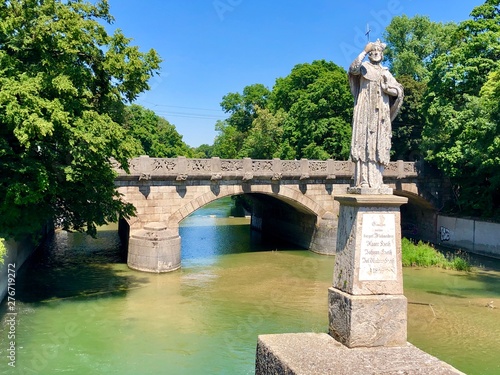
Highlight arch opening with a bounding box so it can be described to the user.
[178,193,320,257]
[395,191,437,243]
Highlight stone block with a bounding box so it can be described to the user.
[328,287,407,348]
[255,333,465,375]
[127,222,181,273]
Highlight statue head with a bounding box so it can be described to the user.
[368,39,386,63]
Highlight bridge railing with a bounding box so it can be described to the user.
[113,156,417,181]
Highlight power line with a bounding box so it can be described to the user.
[139,101,223,113]
[152,110,225,120]
[136,100,226,121]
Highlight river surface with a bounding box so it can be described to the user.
[1,197,499,374]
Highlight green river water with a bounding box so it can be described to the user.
[1,197,499,374]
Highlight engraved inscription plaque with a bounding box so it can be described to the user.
[359,213,397,281]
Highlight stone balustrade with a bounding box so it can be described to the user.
[113,156,418,181]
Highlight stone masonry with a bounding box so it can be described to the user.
[114,157,440,272]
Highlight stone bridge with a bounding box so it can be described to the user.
[114,156,450,273]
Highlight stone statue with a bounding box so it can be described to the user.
[348,39,403,193]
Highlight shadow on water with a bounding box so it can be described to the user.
[421,246,500,299]
[14,228,150,305]
[453,269,500,297]
[425,291,467,299]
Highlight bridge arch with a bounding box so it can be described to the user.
[168,184,327,229]
[394,190,438,242]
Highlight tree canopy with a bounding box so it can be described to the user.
[421,0,500,217]
[123,104,195,158]
[384,15,457,82]
[213,60,352,160]
[383,15,458,161]
[385,1,500,218]
[0,0,161,238]
[212,83,271,158]
[274,60,352,160]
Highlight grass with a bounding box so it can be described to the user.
[401,238,471,271]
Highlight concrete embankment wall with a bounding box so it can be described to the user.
[0,227,51,303]
[437,215,500,259]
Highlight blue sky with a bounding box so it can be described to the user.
[106,0,485,147]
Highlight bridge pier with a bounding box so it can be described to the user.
[127,222,181,273]
[310,212,337,255]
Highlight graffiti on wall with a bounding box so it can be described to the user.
[440,226,450,242]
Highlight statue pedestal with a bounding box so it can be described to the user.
[255,193,465,374]
[329,194,408,348]
[347,185,393,195]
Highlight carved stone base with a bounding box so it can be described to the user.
[333,195,407,295]
[127,222,181,273]
[347,185,393,195]
[328,287,407,348]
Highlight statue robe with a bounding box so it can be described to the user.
[348,59,403,167]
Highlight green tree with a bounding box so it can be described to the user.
[0,0,161,238]
[220,83,271,133]
[383,15,458,161]
[272,60,352,160]
[391,75,427,160]
[193,144,214,158]
[239,107,286,159]
[214,61,352,160]
[214,84,271,156]
[383,15,457,81]
[211,120,240,158]
[422,0,500,217]
[123,104,193,158]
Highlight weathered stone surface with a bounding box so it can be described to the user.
[310,211,337,255]
[333,195,407,295]
[328,287,407,347]
[255,333,465,375]
[127,222,181,273]
[347,185,393,195]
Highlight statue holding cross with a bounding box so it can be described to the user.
[347,39,404,194]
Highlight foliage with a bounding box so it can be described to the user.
[239,107,286,159]
[220,83,271,133]
[384,3,500,218]
[214,60,352,160]
[383,16,457,161]
[123,104,194,158]
[384,15,458,82]
[212,120,241,159]
[422,0,500,218]
[401,238,471,271]
[391,75,427,160]
[194,144,214,158]
[274,60,352,160]
[213,84,271,157]
[0,0,161,238]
